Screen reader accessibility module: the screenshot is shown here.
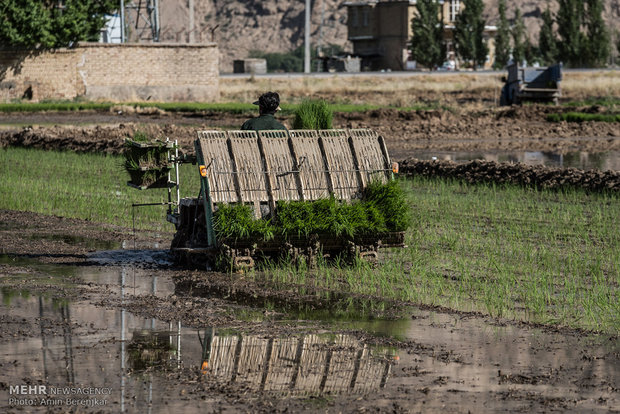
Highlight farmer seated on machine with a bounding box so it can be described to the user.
[241,91,288,132]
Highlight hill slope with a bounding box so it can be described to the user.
[157,0,620,72]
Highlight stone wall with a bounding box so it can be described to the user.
[0,42,219,102]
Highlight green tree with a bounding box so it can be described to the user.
[493,0,510,69]
[583,0,610,67]
[410,0,445,70]
[0,1,55,47]
[556,0,585,67]
[454,0,488,70]
[524,38,537,65]
[511,9,527,65]
[538,3,558,65]
[0,0,117,48]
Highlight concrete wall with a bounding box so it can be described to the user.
[0,42,219,102]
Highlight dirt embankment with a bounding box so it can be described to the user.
[0,104,618,156]
[400,159,620,193]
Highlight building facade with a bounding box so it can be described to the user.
[345,0,496,71]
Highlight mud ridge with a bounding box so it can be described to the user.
[399,159,620,193]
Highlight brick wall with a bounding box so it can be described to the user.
[0,42,219,102]
[0,49,78,101]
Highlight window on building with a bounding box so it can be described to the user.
[352,8,359,27]
[362,8,369,27]
[449,0,460,22]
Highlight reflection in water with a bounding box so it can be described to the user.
[125,328,394,395]
[404,150,620,171]
[0,265,395,413]
[194,329,394,394]
[1,260,618,412]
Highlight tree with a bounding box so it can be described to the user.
[538,3,558,65]
[556,0,585,67]
[410,0,446,70]
[454,0,488,70]
[0,1,55,48]
[511,9,526,65]
[0,0,117,49]
[583,0,610,67]
[493,0,510,69]
[524,38,536,66]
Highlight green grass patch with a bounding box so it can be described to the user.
[564,96,620,108]
[0,102,114,112]
[252,178,619,333]
[547,112,620,123]
[0,101,444,116]
[0,147,200,231]
[2,147,617,332]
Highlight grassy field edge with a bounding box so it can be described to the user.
[1,147,617,333]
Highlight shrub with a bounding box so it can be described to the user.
[292,100,333,130]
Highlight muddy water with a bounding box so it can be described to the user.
[1,257,618,412]
[395,150,620,171]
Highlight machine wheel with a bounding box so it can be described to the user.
[499,85,509,106]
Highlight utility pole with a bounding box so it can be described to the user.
[120,0,126,42]
[189,0,195,43]
[316,0,325,72]
[153,0,160,41]
[304,0,311,73]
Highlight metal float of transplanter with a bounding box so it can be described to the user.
[126,129,404,272]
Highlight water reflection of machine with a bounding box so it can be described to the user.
[124,325,396,395]
[197,329,395,394]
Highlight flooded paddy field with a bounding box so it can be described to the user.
[1,99,619,412]
[0,209,618,413]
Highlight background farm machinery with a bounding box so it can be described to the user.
[500,62,563,105]
[125,128,404,271]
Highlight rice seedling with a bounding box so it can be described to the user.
[292,99,334,130]
[1,147,617,332]
[211,182,410,241]
[213,203,275,241]
[123,132,174,188]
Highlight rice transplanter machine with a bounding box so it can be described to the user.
[127,128,404,270]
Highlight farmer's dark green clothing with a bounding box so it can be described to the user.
[241,114,287,132]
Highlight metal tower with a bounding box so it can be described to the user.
[120,0,161,42]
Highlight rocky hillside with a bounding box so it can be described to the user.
[157,0,619,72]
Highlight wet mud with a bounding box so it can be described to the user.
[1,105,619,412]
[0,104,618,156]
[0,209,618,412]
[400,159,620,193]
